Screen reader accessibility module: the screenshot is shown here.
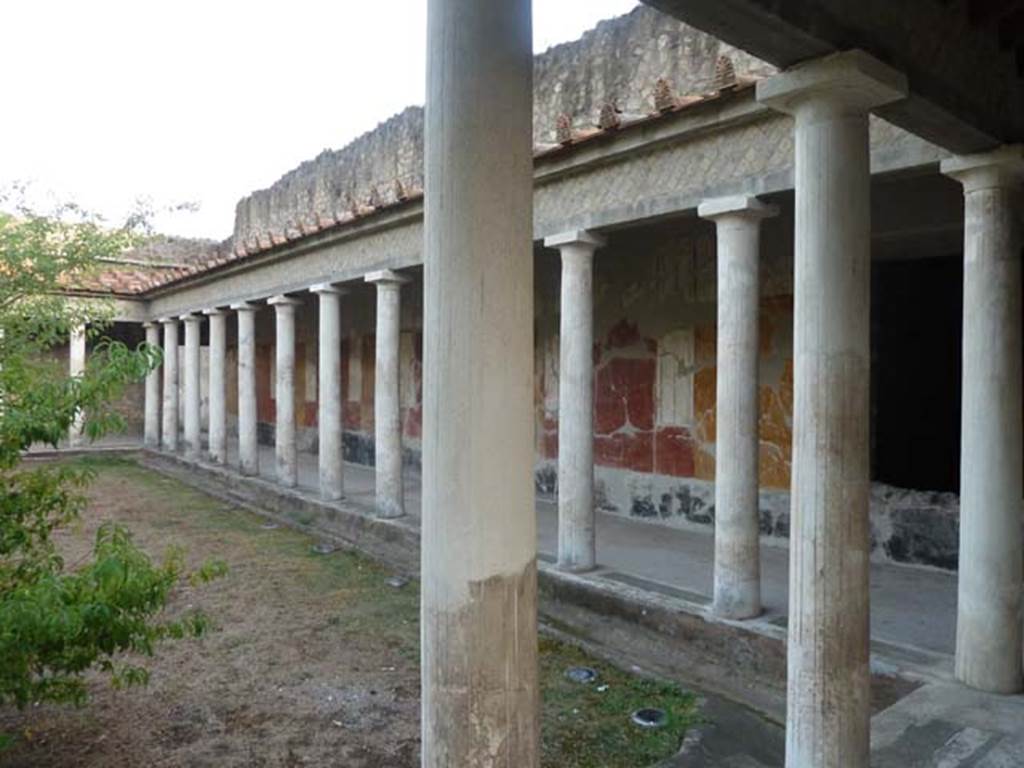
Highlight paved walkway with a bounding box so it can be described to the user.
[207,438,960,658]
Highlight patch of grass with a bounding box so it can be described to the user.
[539,636,699,768]
[75,461,697,766]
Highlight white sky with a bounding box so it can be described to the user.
[1,1,639,241]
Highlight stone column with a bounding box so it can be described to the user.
[757,51,906,768]
[182,313,201,461]
[143,321,161,448]
[160,317,179,452]
[543,230,605,572]
[204,308,227,464]
[232,302,259,476]
[68,323,86,446]
[269,295,302,488]
[310,284,346,501]
[698,196,778,620]
[942,145,1024,694]
[365,270,409,518]
[422,0,538,765]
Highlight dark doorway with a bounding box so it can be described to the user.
[871,255,962,492]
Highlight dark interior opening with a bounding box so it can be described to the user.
[871,255,962,493]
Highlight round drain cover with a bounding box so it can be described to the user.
[564,666,598,684]
[631,708,668,729]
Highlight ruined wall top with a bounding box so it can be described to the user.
[232,6,772,243]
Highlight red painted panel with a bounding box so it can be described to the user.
[344,400,361,431]
[404,404,422,439]
[594,431,653,472]
[303,401,318,427]
[595,357,656,434]
[655,426,696,477]
[543,429,559,460]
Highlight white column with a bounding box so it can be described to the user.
[160,317,179,452]
[311,284,346,501]
[758,51,906,768]
[543,230,604,572]
[698,196,778,620]
[204,308,228,464]
[365,270,409,518]
[68,323,86,446]
[182,313,201,461]
[942,145,1024,694]
[232,302,259,476]
[422,0,538,764]
[269,295,302,488]
[143,322,161,448]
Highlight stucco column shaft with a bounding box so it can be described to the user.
[232,303,259,476]
[311,284,346,501]
[160,318,179,452]
[365,271,409,517]
[182,314,201,461]
[943,145,1024,694]
[422,0,538,764]
[205,309,227,464]
[699,196,778,620]
[544,231,605,572]
[758,51,906,768]
[68,323,86,446]
[143,322,161,448]
[269,295,302,488]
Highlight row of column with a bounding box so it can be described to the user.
[539,53,1023,768]
[142,270,411,518]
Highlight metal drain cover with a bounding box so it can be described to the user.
[564,666,598,684]
[631,708,667,729]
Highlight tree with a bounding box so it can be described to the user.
[0,192,224,723]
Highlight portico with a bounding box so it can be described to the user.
[53,3,1024,764]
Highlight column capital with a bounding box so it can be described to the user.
[544,229,606,251]
[142,320,159,329]
[310,282,350,296]
[941,144,1024,194]
[180,312,202,323]
[157,316,178,326]
[268,294,303,308]
[756,49,906,116]
[698,195,779,222]
[230,301,260,313]
[365,269,411,286]
[202,307,228,317]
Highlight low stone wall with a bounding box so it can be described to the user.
[540,461,963,571]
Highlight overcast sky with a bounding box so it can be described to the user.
[1,1,639,241]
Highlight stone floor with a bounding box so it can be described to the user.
[36,435,1024,767]
[214,438,959,657]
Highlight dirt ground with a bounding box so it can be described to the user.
[0,458,697,767]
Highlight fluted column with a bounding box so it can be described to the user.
[422,0,538,764]
[758,51,906,768]
[232,302,259,476]
[143,321,161,448]
[311,283,346,501]
[365,270,409,517]
[543,230,604,572]
[68,323,86,446]
[942,144,1024,694]
[160,317,179,452]
[269,295,302,488]
[698,196,778,620]
[182,313,201,461]
[205,308,227,464]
